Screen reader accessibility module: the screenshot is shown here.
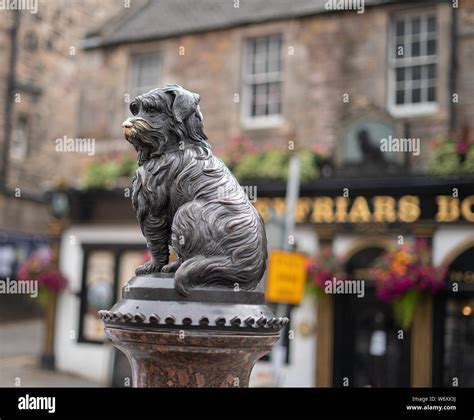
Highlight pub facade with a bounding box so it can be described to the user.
[54,174,474,387]
[48,0,474,387]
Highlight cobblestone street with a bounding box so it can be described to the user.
[0,319,99,387]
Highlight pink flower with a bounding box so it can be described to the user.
[16,247,69,295]
[373,241,446,303]
[38,272,68,295]
[311,143,328,156]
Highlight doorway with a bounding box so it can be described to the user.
[332,247,411,387]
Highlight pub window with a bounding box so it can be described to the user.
[78,245,147,344]
[433,245,474,387]
[129,53,161,100]
[442,296,474,387]
[242,34,283,125]
[389,12,437,115]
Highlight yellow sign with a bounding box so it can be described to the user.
[266,250,307,305]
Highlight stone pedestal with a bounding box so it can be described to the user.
[100,274,288,388]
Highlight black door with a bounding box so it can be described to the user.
[332,247,411,387]
[333,288,411,387]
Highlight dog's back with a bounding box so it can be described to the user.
[135,146,267,296]
[172,151,267,295]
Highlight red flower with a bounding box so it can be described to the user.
[16,248,69,295]
[372,241,445,303]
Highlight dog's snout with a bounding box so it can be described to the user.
[122,120,133,129]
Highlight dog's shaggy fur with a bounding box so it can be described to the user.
[122,84,267,296]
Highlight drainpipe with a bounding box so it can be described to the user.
[449,3,458,132]
[1,10,20,194]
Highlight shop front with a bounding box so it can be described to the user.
[56,176,474,387]
[253,175,474,387]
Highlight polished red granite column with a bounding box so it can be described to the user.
[106,327,279,387]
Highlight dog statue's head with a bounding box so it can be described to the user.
[122,84,210,164]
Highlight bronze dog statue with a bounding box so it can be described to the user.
[122,84,267,296]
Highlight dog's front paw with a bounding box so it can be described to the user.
[135,260,163,275]
[161,260,182,273]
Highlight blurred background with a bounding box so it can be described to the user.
[0,0,473,388]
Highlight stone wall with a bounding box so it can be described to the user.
[1,0,473,233]
[77,1,473,172]
[0,0,124,233]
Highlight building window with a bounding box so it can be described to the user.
[242,34,283,126]
[78,244,148,344]
[129,53,161,100]
[389,13,437,115]
[10,115,29,161]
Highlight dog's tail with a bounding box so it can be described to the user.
[174,255,262,296]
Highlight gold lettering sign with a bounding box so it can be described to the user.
[295,198,313,223]
[461,196,474,222]
[373,196,397,223]
[436,196,460,222]
[334,197,349,223]
[398,195,420,223]
[253,194,474,224]
[348,197,371,223]
[311,197,334,223]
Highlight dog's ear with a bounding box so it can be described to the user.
[164,85,200,123]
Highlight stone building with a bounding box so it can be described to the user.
[0,0,125,317]
[0,0,124,235]
[1,0,473,387]
[51,0,474,388]
[78,0,473,167]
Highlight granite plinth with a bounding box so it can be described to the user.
[100,274,288,387]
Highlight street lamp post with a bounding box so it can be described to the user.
[41,186,69,370]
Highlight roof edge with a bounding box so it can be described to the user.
[83,0,401,51]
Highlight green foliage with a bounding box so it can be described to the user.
[234,154,267,180]
[393,289,420,331]
[461,146,474,175]
[255,150,288,180]
[233,150,320,182]
[119,156,138,177]
[82,156,138,190]
[428,137,474,177]
[82,147,322,189]
[428,141,460,176]
[298,150,320,182]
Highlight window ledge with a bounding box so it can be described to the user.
[387,103,439,118]
[241,115,284,130]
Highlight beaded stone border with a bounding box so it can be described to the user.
[99,310,289,330]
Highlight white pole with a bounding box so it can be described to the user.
[284,155,301,251]
[272,154,301,386]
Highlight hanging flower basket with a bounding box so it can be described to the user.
[17,248,68,306]
[371,240,446,330]
[306,247,346,300]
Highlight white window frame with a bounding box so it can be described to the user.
[241,34,284,129]
[128,52,161,101]
[387,10,438,118]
